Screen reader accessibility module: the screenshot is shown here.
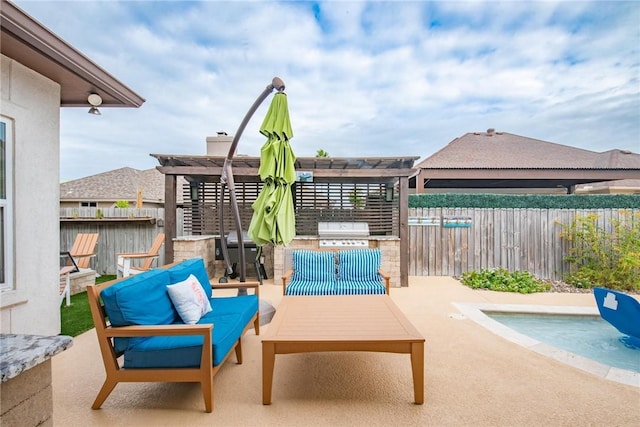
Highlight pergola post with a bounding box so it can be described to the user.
[163,173,177,264]
[399,176,409,287]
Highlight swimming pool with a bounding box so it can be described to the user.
[486,313,639,373]
[452,303,640,387]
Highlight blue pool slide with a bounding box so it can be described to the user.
[593,287,640,346]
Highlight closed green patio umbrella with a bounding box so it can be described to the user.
[248,92,296,246]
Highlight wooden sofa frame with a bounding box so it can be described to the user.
[281,248,391,295]
[87,266,260,413]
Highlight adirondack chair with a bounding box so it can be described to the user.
[116,233,165,278]
[59,266,74,306]
[64,233,99,270]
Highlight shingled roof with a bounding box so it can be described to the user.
[60,167,183,204]
[415,131,639,170]
[411,129,640,193]
[413,130,640,192]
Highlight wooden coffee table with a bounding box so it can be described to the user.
[262,295,425,405]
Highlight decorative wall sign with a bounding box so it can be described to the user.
[296,171,313,182]
[442,216,473,228]
[408,216,441,226]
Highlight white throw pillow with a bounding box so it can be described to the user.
[166,274,212,324]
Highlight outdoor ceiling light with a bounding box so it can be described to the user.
[88,93,102,115]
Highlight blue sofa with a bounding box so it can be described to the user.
[87,257,260,413]
[282,249,390,296]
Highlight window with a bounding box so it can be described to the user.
[81,201,97,207]
[0,117,14,291]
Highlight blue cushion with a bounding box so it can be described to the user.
[101,269,176,327]
[338,249,381,282]
[292,250,335,282]
[167,258,212,297]
[336,280,386,295]
[100,269,178,354]
[123,294,258,368]
[285,279,337,296]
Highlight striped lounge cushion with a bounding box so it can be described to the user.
[337,249,382,282]
[292,250,336,282]
[335,281,386,295]
[285,280,337,296]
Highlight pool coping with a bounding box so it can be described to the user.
[452,302,640,388]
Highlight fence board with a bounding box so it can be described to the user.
[408,207,639,281]
[60,208,183,275]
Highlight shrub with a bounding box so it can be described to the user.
[460,268,550,293]
[115,200,129,208]
[559,211,640,292]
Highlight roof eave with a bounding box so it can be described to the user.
[0,0,144,108]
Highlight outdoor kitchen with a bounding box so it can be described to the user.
[154,155,418,287]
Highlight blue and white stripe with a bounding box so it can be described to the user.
[337,249,381,282]
[292,250,336,282]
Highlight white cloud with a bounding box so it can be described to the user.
[12,0,640,179]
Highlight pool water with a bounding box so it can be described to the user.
[487,313,640,373]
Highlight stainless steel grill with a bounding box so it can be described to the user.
[225,230,265,284]
[318,222,369,248]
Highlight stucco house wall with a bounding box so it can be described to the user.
[0,54,61,335]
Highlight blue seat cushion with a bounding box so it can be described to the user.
[101,269,179,354]
[102,269,177,327]
[336,280,387,295]
[338,249,381,282]
[166,258,213,297]
[123,294,258,368]
[285,279,337,296]
[292,250,336,282]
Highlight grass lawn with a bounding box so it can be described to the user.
[60,275,115,337]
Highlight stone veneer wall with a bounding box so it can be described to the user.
[0,334,72,427]
[1,361,53,426]
[173,236,217,278]
[273,238,401,288]
[171,236,403,286]
[69,270,96,296]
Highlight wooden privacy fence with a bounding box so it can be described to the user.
[61,206,637,280]
[60,208,184,275]
[408,208,639,281]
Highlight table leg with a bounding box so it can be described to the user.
[262,342,275,405]
[411,342,424,404]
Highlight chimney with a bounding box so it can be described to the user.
[206,131,234,156]
[486,128,495,136]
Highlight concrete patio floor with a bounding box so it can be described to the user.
[52,277,640,426]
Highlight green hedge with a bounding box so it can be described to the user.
[409,194,640,209]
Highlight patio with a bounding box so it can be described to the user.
[52,277,640,426]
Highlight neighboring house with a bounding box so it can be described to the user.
[0,1,143,335]
[412,129,640,194]
[60,167,186,209]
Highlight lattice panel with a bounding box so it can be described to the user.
[183,181,399,237]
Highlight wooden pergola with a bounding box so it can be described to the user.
[152,155,418,286]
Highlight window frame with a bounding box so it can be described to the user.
[0,116,14,292]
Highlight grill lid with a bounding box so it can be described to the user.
[226,230,255,246]
[318,222,369,238]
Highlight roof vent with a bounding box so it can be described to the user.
[486,128,495,136]
[620,150,632,155]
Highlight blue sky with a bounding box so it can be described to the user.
[13,0,640,181]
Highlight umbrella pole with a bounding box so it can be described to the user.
[219,77,285,286]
